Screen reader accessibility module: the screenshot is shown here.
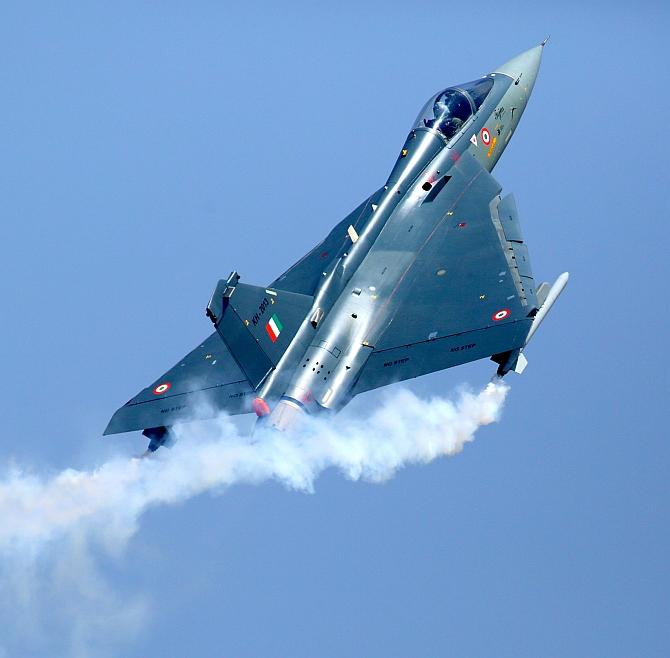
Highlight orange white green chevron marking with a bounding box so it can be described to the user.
[265,314,283,342]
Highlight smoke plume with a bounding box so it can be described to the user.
[0,379,509,655]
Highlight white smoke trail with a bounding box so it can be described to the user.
[0,380,508,552]
[0,380,509,655]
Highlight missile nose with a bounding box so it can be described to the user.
[493,44,544,92]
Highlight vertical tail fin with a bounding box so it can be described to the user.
[207,272,313,389]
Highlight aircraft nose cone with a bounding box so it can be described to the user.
[493,44,544,92]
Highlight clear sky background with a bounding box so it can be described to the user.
[1,1,669,656]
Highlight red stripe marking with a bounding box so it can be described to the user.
[265,323,277,342]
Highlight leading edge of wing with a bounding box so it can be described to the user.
[269,187,385,295]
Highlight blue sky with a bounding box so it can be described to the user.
[1,1,668,656]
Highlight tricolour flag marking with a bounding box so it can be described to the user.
[265,314,283,342]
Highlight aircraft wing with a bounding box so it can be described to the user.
[104,332,253,435]
[353,153,539,394]
[270,187,384,295]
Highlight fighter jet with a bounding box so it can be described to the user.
[105,42,568,451]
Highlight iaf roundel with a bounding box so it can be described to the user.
[153,382,171,395]
[480,127,492,146]
[492,309,511,322]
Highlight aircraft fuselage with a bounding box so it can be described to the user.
[260,46,544,429]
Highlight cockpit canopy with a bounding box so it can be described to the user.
[414,76,494,141]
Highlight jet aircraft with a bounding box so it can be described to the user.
[105,43,568,451]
